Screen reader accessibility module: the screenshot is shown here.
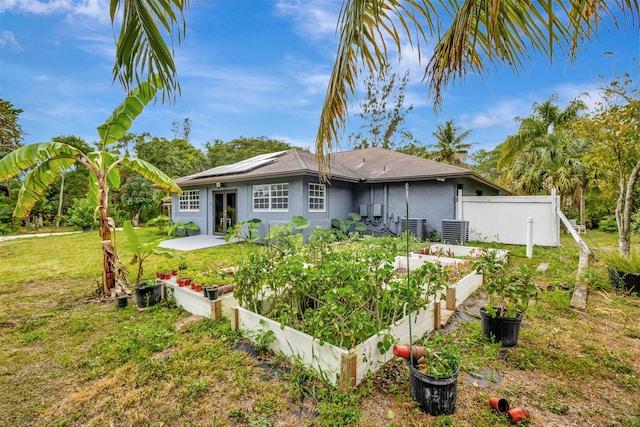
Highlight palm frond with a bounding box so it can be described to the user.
[110,0,188,103]
[316,0,437,178]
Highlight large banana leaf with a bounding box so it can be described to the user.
[120,157,182,194]
[97,77,162,147]
[13,157,77,218]
[0,143,84,181]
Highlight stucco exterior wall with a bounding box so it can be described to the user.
[172,175,501,239]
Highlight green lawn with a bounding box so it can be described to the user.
[0,228,638,426]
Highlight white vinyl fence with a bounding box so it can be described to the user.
[457,190,561,247]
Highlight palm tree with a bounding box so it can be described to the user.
[0,79,181,295]
[509,131,587,210]
[108,1,638,175]
[497,95,586,168]
[429,120,473,167]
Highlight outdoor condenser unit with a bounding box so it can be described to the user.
[401,218,427,241]
[441,220,469,245]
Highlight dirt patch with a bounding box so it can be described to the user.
[173,314,204,331]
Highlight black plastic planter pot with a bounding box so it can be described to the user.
[480,307,523,347]
[408,362,459,416]
[206,287,219,301]
[134,283,162,308]
[116,295,128,308]
[606,266,640,294]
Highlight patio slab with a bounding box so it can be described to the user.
[159,234,229,251]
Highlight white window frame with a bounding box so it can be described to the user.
[308,183,326,212]
[252,183,289,212]
[178,190,200,212]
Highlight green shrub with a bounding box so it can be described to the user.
[65,197,97,229]
[598,215,618,233]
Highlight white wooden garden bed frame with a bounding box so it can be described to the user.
[161,244,508,389]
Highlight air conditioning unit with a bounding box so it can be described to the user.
[401,218,427,241]
[441,220,469,245]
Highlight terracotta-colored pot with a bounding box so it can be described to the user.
[156,272,163,279]
[489,397,509,414]
[507,406,529,423]
[171,270,178,276]
[177,278,188,287]
[194,285,203,292]
[218,284,235,295]
[392,344,426,360]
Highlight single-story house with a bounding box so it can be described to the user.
[171,147,509,240]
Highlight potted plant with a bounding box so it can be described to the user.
[134,278,163,308]
[168,221,200,237]
[123,220,184,308]
[472,249,537,347]
[408,332,460,416]
[601,251,640,294]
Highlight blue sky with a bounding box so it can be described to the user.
[1,0,638,156]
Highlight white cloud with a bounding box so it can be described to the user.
[0,30,22,50]
[459,98,527,129]
[275,0,339,41]
[552,82,604,112]
[2,0,111,23]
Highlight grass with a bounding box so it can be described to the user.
[0,228,639,426]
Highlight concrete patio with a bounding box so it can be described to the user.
[159,234,229,251]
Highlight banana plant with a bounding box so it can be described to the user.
[0,78,181,295]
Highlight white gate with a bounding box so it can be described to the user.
[457,190,560,247]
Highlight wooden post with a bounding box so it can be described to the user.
[230,307,239,331]
[211,300,222,320]
[339,352,358,391]
[570,250,589,309]
[433,301,441,330]
[161,282,167,300]
[446,288,456,311]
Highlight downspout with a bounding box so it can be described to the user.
[383,184,388,226]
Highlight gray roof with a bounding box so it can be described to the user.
[175,147,508,192]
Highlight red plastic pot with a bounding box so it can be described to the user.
[507,406,529,423]
[194,284,203,292]
[171,270,178,276]
[177,278,188,287]
[392,344,426,360]
[489,397,509,414]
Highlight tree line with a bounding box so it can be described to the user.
[0,102,296,235]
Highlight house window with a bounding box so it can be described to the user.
[253,183,289,211]
[308,183,326,212]
[179,190,200,211]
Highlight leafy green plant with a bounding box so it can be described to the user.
[168,220,199,237]
[124,220,183,284]
[601,251,640,274]
[417,332,460,379]
[147,215,172,234]
[472,248,537,318]
[225,218,262,243]
[235,230,458,350]
[331,212,368,240]
[65,196,98,230]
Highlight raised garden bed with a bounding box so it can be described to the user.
[158,242,508,388]
[231,267,482,387]
[161,277,238,321]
